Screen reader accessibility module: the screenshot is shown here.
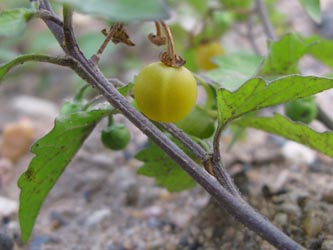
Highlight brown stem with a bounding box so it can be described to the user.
[91,23,123,63]
[155,21,163,37]
[147,21,166,46]
[34,10,63,27]
[159,21,185,67]
[160,123,207,159]
[255,0,277,41]
[160,21,176,62]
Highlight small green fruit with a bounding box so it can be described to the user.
[285,97,317,124]
[101,124,131,150]
[175,106,215,139]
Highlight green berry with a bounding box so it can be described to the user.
[285,97,317,124]
[101,124,131,150]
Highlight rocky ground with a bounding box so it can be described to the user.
[0,90,332,250]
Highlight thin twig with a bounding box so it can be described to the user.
[316,104,333,130]
[159,21,185,67]
[35,10,63,27]
[91,23,123,64]
[255,0,277,41]
[39,0,55,14]
[246,16,262,55]
[213,124,225,162]
[37,0,66,52]
[210,122,242,198]
[160,21,176,63]
[148,21,166,46]
[160,123,207,159]
[0,54,75,81]
[82,95,106,110]
[108,78,126,88]
[63,5,76,53]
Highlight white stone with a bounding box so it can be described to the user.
[281,141,316,165]
[0,196,18,217]
[11,95,58,118]
[85,208,112,226]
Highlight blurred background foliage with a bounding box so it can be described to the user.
[0,0,331,101]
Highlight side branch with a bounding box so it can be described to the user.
[0,54,75,81]
[255,0,277,41]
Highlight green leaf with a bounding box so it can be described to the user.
[55,0,169,21]
[298,0,321,23]
[0,8,35,36]
[206,52,262,91]
[235,113,333,157]
[258,33,308,77]
[305,36,333,68]
[187,0,209,13]
[18,109,110,242]
[118,82,134,96]
[217,75,333,126]
[136,141,196,192]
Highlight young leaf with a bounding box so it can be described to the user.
[298,0,321,23]
[258,34,308,77]
[235,113,333,157]
[18,109,110,242]
[0,8,35,36]
[217,75,333,126]
[56,0,169,21]
[136,141,196,192]
[118,82,134,96]
[206,52,262,91]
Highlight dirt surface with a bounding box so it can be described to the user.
[0,91,332,250]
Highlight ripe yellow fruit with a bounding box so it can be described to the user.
[134,62,197,122]
[194,42,224,70]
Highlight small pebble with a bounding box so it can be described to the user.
[29,235,51,250]
[0,197,18,217]
[281,141,316,165]
[303,211,323,238]
[0,232,14,250]
[11,96,58,118]
[321,239,333,250]
[85,208,112,227]
[273,213,288,228]
[143,206,163,218]
[107,244,126,250]
[49,211,68,229]
[322,190,333,204]
[0,119,35,162]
